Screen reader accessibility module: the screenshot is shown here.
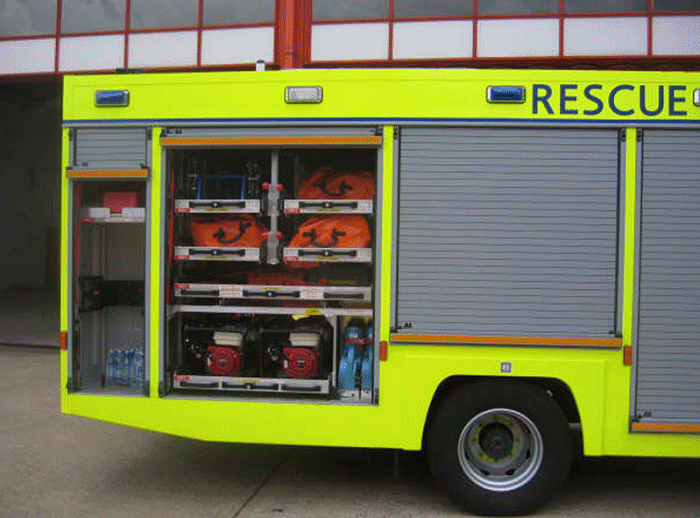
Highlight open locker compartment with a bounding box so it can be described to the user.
[163,133,380,404]
[70,179,147,394]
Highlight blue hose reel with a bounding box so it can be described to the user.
[338,319,373,395]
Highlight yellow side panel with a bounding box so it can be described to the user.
[149,128,162,399]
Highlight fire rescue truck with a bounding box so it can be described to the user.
[61,68,700,516]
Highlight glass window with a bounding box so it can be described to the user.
[478,0,558,15]
[203,0,275,26]
[394,0,471,18]
[654,0,700,10]
[129,0,198,30]
[62,0,126,34]
[313,0,390,21]
[565,0,647,12]
[0,0,57,37]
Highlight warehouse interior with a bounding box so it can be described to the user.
[0,79,62,346]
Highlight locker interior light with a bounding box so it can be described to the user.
[487,86,525,103]
[95,90,129,107]
[694,88,700,107]
[285,86,323,104]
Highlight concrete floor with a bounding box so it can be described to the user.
[1,346,700,518]
[0,287,58,347]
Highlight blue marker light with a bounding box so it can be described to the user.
[95,90,130,107]
[487,86,526,104]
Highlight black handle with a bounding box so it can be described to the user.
[302,228,346,247]
[299,201,358,210]
[214,222,252,244]
[281,384,322,392]
[189,248,246,256]
[243,290,301,298]
[180,289,220,297]
[189,200,246,209]
[298,249,357,258]
[323,292,365,300]
[312,179,352,198]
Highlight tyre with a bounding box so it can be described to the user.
[427,380,572,516]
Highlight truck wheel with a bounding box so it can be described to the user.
[427,380,572,516]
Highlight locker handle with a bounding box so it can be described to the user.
[298,201,359,210]
[179,289,220,297]
[189,248,246,256]
[243,290,301,298]
[189,200,246,209]
[179,381,218,388]
[323,292,365,300]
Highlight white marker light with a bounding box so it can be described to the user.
[694,88,700,107]
[285,86,323,104]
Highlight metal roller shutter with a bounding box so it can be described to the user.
[73,128,149,169]
[395,127,620,337]
[636,129,700,421]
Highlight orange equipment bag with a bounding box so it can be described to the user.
[190,214,268,248]
[297,167,375,200]
[288,215,371,249]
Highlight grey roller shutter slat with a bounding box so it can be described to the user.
[74,128,148,169]
[395,127,619,337]
[636,129,700,422]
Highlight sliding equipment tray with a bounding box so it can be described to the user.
[174,246,262,262]
[169,305,372,318]
[174,283,372,301]
[283,199,373,214]
[175,199,261,214]
[173,373,331,395]
[283,247,372,263]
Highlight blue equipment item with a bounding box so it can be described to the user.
[196,171,247,199]
[337,320,365,390]
[133,349,144,388]
[361,322,374,391]
[361,345,373,391]
[107,349,118,384]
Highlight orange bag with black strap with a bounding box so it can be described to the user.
[190,214,268,247]
[288,215,371,249]
[297,167,375,200]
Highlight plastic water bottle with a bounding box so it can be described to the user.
[107,350,117,384]
[118,350,126,385]
[134,349,144,388]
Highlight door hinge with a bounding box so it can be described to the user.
[619,129,626,142]
[394,126,400,140]
[637,128,643,142]
[146,128,152,140]
[158,381,165,397]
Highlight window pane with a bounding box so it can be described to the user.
[394,0,471,18]
[565,0,647,12]
[62,0,126,34]
[313,0,389,21]
[130,0,198,30]
[0,0,57,37]
[478,0,558,15]
[203,0,275,25]
[654,0,700,10]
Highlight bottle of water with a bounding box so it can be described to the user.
[118,350,127,386]
[134,349,144,388]
[107,350,117,384]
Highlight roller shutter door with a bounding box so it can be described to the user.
[636,129,700,421]
[395,127,620,337]
[72,128,149,169]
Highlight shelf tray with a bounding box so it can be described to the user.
[173,373,331,395]
[174,246,261,262]
[174,283,372,301]
[169,305,372,318]
[284,199,373,214]
[175,199,261,214]
[283,247,372,263]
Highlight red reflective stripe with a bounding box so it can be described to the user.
[380,341,388,361]
[623,345,633,366]
[60,332,68,350]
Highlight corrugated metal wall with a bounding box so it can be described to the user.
[636,129,700,421]
[395,127,620,337]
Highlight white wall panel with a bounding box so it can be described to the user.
[393,20,472,59]
[128,31,197,68]
[311,23,389,61]
[201,27,274,65]
[653,16,700,56]
[564,17,647,56]
[0,39,55,74]
[477,18,559,57]
[59,35,125,72]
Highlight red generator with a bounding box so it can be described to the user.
[282,332,322,379]
[206,332,244,376]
